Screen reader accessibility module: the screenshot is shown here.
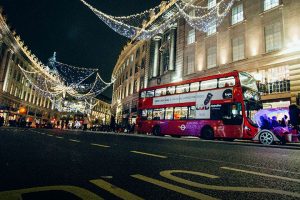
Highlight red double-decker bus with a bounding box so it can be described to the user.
[137,71,262,140]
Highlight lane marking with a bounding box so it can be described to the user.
[130,151,167,159]
[160,170,300,198]
[90,143,110,148]
[47,134,54,137]
[0,185,103,200]
[221,166,300,183]
[69,139,80,143]
[56,136,64,139]
[131,174,217,200]
[90,179,143,200]
[160,152,300,175]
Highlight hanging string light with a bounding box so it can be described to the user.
[80,0,177,40]
[176,0,235,32]
[18,55,115,103]
[80,0,236,39]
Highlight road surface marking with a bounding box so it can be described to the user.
[47,134,54,137]
[90,179,143,200]
[69,139,80,143]
[130,151,167,159]
[131,174,217,200]
[90,143,110,148]
[56,136,64,139]
[0,185,103,200]
[221,166,300,183]
[162,152,300,175]
[160,169,300,198]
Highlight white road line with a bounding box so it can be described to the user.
[47,134,54,137]
[69,139,80,143]
[161,152,300,175]
[90,143,110,148]
[56,136,64,139]
[130,151,167,159]
[221,167,300,183]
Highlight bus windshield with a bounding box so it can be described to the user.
[239,72,258,91]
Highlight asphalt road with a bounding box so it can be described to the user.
[0,127,299,200]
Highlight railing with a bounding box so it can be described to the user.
[258,80,290,95]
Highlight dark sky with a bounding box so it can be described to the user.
[0,0,161,98]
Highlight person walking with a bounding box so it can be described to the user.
[0,116,4,127]
[83,116,89,131]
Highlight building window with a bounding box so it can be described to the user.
[130,54,134,62]
[232,4,244,25]
[232,36,245,61]
[189,9,195,17]
[264,0,279,11]
[207,46,217,69]
[187,29,195,45]
[186,56,195,75]
[208,0,216,9]
[207,20,216,36]
[265,22,282,53]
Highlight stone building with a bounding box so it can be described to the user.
[111,40,148,125]
[145,0,300,108]
[111,0,300,126]
[0,11,57,125]
[0,11,111,126]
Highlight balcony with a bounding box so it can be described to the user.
[258,80,290,96]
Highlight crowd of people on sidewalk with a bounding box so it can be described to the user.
[259,104,300,132]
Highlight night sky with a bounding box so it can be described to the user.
[0,0,161,98]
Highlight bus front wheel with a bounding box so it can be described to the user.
[201,127,214,140]
[259,130,274,145]
[153,126,161,136]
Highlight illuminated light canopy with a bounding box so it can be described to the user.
[80,0,236,40]
[18,53,115,112]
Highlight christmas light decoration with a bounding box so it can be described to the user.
[176,0,235,32]
[18,54,114,113]
[80,0,236,39]
[80,0,178,40]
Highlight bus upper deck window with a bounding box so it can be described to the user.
[201,79,218,90]
[176,84,189,94]
[219,77,235,88]
[190,82,200,92]
[155,88,166,96]
[140,91,146,98]
[146,90,154,97]
[167,86,175,95]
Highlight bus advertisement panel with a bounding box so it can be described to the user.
[137,71,261,140]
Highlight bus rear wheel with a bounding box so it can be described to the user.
[201,127,214,140]
[153,126,161,136]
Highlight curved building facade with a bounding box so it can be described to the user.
[0,11,111,127]
[111,40,148,125]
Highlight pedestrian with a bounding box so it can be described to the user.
[280,115,288,127]
[83,116,89,131]
[260,116,270,129]
[110,116,116,132]
[0,116,4,127]
[271,116,280,128]
[61,120,65,130]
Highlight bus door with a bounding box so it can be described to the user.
[212,103,243,138]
